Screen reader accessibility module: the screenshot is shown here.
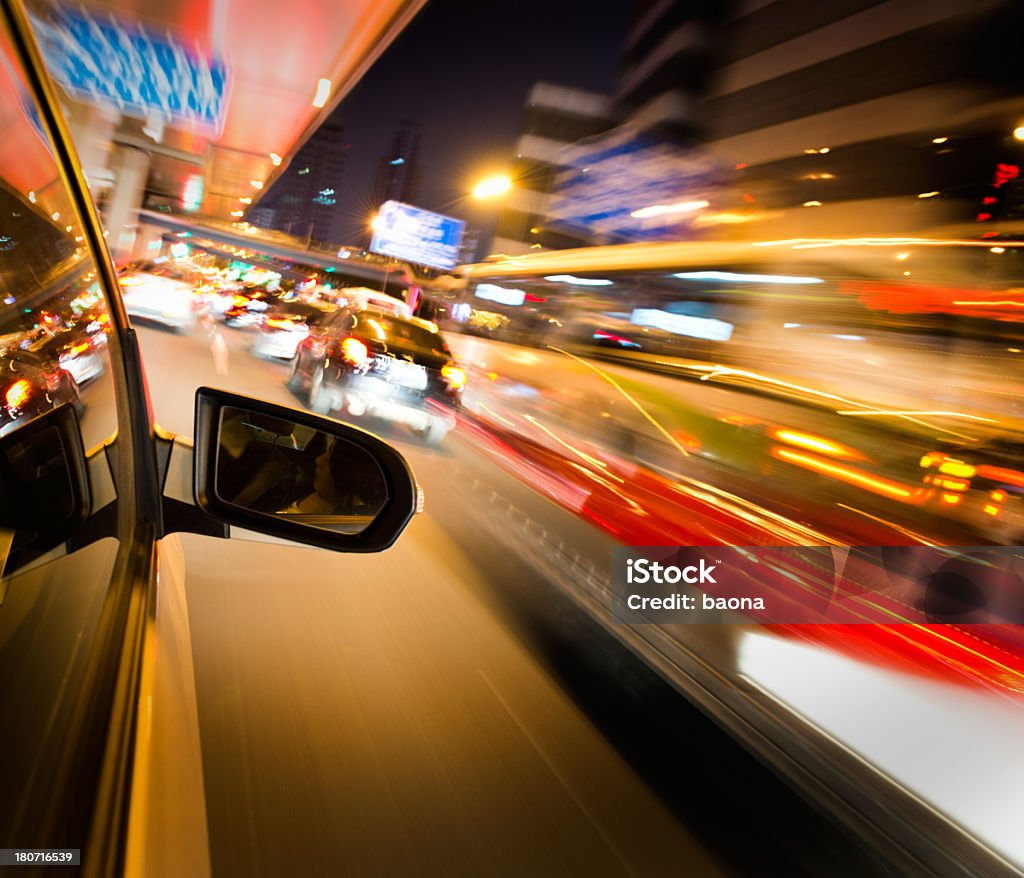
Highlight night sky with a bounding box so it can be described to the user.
[323,0,629,245]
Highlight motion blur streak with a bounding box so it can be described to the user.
[547,346,691,456]
[770,428,865,460]
[522,415,613,472]
[771,447,915,502]
[839,410,1000,423]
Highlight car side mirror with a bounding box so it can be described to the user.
[0,404,90,565]
[194,387,417,552]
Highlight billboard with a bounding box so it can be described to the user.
[547,126,720,244]
[30,6,229,132]
[370,201,465,271]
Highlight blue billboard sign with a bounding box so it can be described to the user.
[30,6,229,132]
[547,126,720,243]
[370,201,465,271]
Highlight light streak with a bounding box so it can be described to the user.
[772,447,915,501]
[547,346,690,457]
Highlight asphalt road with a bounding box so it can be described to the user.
[135,321,891,877]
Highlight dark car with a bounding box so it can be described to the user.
[23,327,107,386]
[288,307,466,445]
[223,286,273,328]
[0,346,83,438]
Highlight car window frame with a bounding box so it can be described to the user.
[2,3,164,874]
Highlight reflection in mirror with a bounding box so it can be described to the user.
[215,406,388,534]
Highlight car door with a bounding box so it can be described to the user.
[0,8,419,876]
[0,5,158,875]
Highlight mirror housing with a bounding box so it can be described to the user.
[0,403,90,563]
[194,387,417,553]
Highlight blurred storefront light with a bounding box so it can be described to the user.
[475,283,526,306]
[630,199,708,219]
[673,271,823,285]
[544,274,613,286]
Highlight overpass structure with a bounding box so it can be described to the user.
[137,209,452,299]
[138,209,408,286]
[26,0,428,259]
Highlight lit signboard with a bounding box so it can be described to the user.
[30,6,229,131]
[370,201,465,271]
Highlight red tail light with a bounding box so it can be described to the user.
[441,363,466,390]
[6,379,32,411]
[341,337,370,366]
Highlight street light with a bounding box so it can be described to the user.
[472,175,512,200]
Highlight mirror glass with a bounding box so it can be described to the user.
[214,406,388,534]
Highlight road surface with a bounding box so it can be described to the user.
[133,321,887,876]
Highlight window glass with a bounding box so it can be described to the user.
[0,20,121,850]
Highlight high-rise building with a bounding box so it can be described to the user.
[484,1,1024,257]
[698,0,1024,236]
[372,120,422,210]
[257,117,347,245]
[490,83,613,256]
[615,0,727,141]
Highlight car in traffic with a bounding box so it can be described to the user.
[223,285,274,328]
[21,327,107,386]
[0,344,83,438]
[251,300,335,359]
[333,286,412,318]
[118,264,199,332]
[919,439,1024,542]
[287,307,465,445]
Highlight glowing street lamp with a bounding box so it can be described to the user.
[472,175,512,200]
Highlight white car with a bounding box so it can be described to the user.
[119,271,198,332]
[334,287,412,319]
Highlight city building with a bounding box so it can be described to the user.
[485,1,1024,257]
[372,120,422,210]
[256,117,348,245]
[698,0,1024,237]
[490,83,613,257]
[615,0,727,141]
